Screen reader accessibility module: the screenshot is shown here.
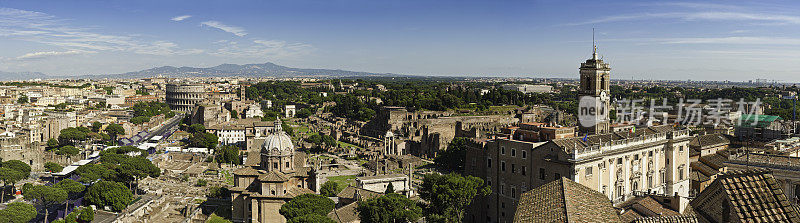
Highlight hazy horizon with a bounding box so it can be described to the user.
[2,0,800,82]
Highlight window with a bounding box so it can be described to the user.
[586,167,593,177]
[522,166,526,176]
[511,148,516,157]
[500,184,505,195]
[286,162,290,167]
[501,146,505,155]
[554,173,561,180]
[511,164,516,173]
[488,158,492,168]
[617,158,623,165]
[678,166,685,180]
[634,154,639,160]
[501,161,506,172]
[666,158,670,164]
[679,146,684,152]
[539,168,546,180]
[273,163,278,169]
[511,187,517,198]
[522,151,527,159]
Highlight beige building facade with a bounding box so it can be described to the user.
[231,120,315,223]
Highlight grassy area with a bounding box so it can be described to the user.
[308,155,334,163]
[297,125,310,134]
[336,141,362,150]
[327,175,358,187]
[221,170,234,185]
[488,105,520,112]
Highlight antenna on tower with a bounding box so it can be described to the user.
[592,28,598,60]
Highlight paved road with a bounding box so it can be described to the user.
[127,113,185,146]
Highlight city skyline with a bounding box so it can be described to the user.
[2,0,800,81]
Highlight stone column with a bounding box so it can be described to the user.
[251,199,259,223]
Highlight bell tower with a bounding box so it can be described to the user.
[578,30,611,134]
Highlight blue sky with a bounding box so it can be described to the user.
[1,0,800,81]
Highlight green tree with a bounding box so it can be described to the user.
[79,206,94,222]
[357,193,423,223]
[196,179,208,187]
[56,145,80,157]
[216,146,241,164]
[190,132,219,149]
[58,127,90,146]
[130,116,151,125]
[105,123,125,142]
[434,137,473,173]
[279,194,335,221]
[110,156,161,194]
[384,183,394,194]
[24,185,67,223]
[207,186,231,199]
[320,181,339,197]
[0,202,37,223]
[207,213,232,223]
[295,108,313,119]
[188,124,206,134]
[419,173,490,223]
[17,95,28,104]
[61,207,80,223]
[0,167,24,203]
[74,164,110,184]
[47,138,59,148]
[329,94,375,121]
[55,179,86,216]
[3,160,31,176]
[85,180,133,212]
[91,121,103,132]
[230,110,239,119]
[20,183,32,195]
[45,162,64,173]
[282,122,295,136]
[288,214,336,223]
[0,160,30,202]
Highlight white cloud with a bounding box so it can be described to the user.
[171,15,192,21]
[659,36,800,45]
[568,6,800,26]
[210,39,313,59]
[0,7,201,57]
[201,21,247,37]
[16,50,87,60]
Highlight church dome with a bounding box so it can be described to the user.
[261,119,294,156]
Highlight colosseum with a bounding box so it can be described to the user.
[166,84,205,112]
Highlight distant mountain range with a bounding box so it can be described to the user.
[0,62,403,80]
[0,71,49,81]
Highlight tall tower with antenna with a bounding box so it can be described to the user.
[578,29,611,134]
